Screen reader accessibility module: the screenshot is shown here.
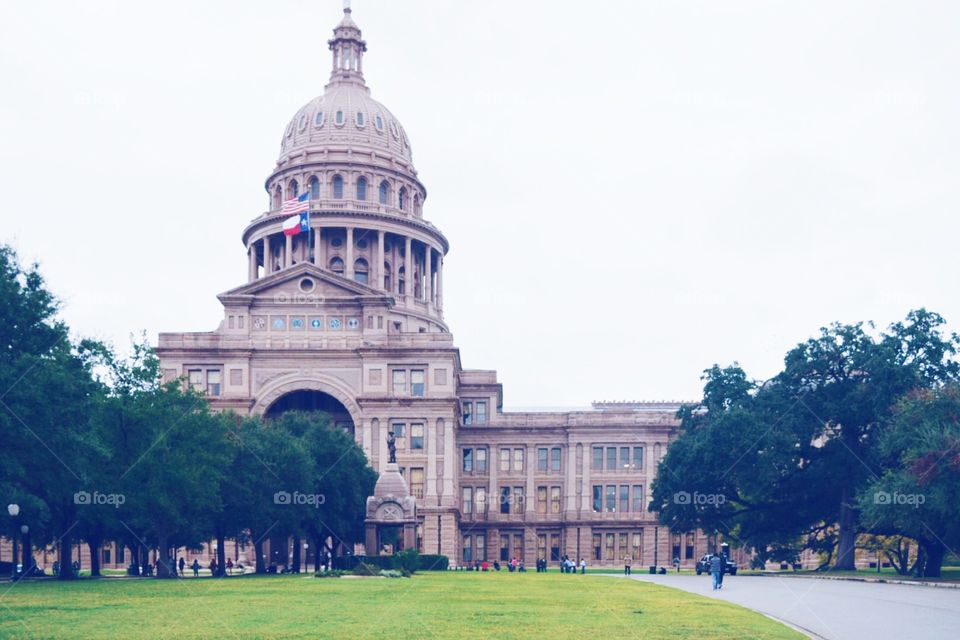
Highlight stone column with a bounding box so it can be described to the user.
[313,225,327,269]
[285,234,293,269]
[248,242,257,281]
[404,236,412,299]
[426,419,438,507]
[425,246,433,305]
[442,418,455,507]
[525,445,535,516]
[346,227,354,280]
[436,255,443,309]
[377,230,385,291]
[265,236,274,275]
[565,443,577,514]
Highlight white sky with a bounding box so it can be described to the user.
[1,1,959,408]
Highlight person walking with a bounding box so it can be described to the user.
[623,555,632,576]
[191,559,200,577]
[178,557,186,577]
[226,558,234,575]
[709,552,723,590]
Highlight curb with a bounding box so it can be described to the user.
[749,572,960,589]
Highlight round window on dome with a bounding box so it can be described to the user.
[331,237,343,248]
[356,112,364,127]
[335,110,344,126]
[356,238,368,250]
[389,121,399,139]
[298,114,307,131]
[315,111,325,127]
[375,115,384,132]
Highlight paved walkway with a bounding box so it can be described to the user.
[620,572,960,639]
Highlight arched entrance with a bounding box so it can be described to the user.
[264,389,355,437]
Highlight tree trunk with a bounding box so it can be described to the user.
[921,539,945,578]
[156,534,174,579]
[833,489,858,570]
[254,538,265,574]
[216,528,226,577]
[58,533,75,580]
[88,537,102,577]
[313,535,322,572]
[292,535,301,573]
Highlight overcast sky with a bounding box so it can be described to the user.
[1,1,958,408]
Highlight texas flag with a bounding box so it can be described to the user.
[281,193,310,236]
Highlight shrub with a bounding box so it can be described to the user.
[395,549,420,575]
[314,569,346,578]
[415,554,449,571]
[352,562,380,576]
[379,569,408,578]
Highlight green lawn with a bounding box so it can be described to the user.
[0,572,802,640]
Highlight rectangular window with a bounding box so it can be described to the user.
[117,545,125,564]
[593,533,602,561]
[550,486,561,514]
[411,369,425,397]
[632,485,644,513]
[410,423,424,450]
[391,423,406,448]
[513,487,524,514]
[476,534,486,561]
[685,533,695,560]
[102,547,112,565]
[206,370,221,396]
[476,486,487,514]
[476,448,488,472]
[499,487,511,515]
[463,448,473,472]
[476,401,487,424]
[463,401,473,425]
[633,532,643,564]
[605,485,616,512]
[633,446,644,471]
[592,446,603,471]
[619,533,629,560]
[500,536,510,561]
[537,534,547,560]
[592,485,602,512]
[463,535,473,563]
[537,448,548,472]
[499,448,511,472]
[462,487,473,515]
[619,485,630,513]
[537,486,547,514]
[513,448,524,473]
[550,447,561,472]
[606,447,617,471]
[410,467,424,498]
[392,370,406,395]
[188,369,203,392]
[605,533,615,560]
[620,447,630,471]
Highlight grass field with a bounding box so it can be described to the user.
[0,572,804,640]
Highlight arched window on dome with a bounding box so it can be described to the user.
[354,258,369,284]
[308,176,320,200]
[357,177,367,201]
[379,180,390,205]
[289,180,299,198]
[329,257,344,275]
[384,261,392,292]
[333,175,344,199]
[413,194,421,216]
[398,187,407,211]
[273,185,282,210]
[356,112,364,127]
[398,266,406,295]
[335,110,344,126]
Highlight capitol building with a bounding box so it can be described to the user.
[153,5,719,570]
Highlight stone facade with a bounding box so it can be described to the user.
[152,6,713,569]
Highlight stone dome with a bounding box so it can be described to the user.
[277,84,413,168]
[275,6,414,170]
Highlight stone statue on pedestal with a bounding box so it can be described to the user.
[386,430,397,464]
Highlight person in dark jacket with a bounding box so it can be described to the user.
[709,553,723,590]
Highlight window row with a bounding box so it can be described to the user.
[462,447,488,473]
[591,484,645,514]
[187,368,221,396]
[289,109,403,142]
[591,446,644,472]
[462,533,487,563]
[462,399,488,425]
[273,176,418,212]
[391,368,426,397]
[593,531,644,563]
[461,446,564,474]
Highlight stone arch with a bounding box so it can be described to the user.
[251,374,363,432]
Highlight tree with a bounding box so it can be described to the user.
[860,386,960,577]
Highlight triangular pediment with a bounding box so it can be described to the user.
[217,263,393,307]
